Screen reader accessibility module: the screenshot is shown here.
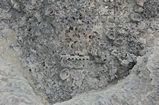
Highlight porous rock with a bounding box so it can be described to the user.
[0,0,159,105]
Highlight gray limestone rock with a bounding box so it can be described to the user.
[0,57,44,105]
[0,0,159,104]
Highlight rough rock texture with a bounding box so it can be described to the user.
[0,57,44,105]
[0,0,159,105]
[55,37,159,105]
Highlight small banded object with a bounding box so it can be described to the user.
[60,54,89,60]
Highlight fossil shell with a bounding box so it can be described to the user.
[45,7,54,16]
[107,31,116,40]
[60,69,69,80]
[114,38,125,46]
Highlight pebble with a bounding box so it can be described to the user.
[121,60,129,67]
[136,0,146,7]
[138,21,146,30]
[130,13,142,22]
[133,5,144,13]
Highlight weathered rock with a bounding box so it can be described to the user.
[0,0,159,104]
[0,57,44,105]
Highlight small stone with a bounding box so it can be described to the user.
[133,5,144,13]
[75,50,84,56]
[139,37,146,45]
[121,60,129,67]
[136,0,146,7]
[138,21,146,30]
[13,3,20,11]
[34,12,42,22]
[147,28,153,34]
[130,13,142,22]
[127,53,136,63]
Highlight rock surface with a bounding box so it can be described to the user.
[0,57,44,105]
[0,0,159,105]
[55,37,159,105]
